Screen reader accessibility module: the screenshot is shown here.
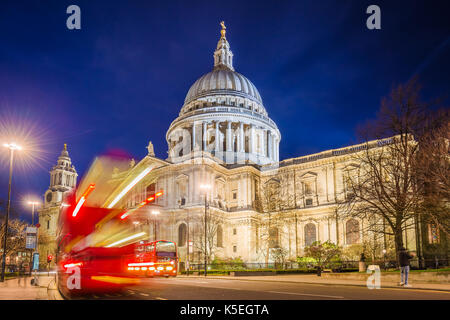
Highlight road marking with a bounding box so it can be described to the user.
[155,297,167,300]
[139,293,149,297]
[266,291,344,299]
[380,287,450,294]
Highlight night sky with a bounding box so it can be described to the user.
[0,0,449,221]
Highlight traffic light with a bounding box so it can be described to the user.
[47,255,53,263]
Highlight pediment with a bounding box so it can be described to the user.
[215,176,226,184]
[300,171,317,179]
[342,163,360,171]
[175,173,189,181]
[265,177,280,185]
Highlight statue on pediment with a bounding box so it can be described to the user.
[147,141,155,156]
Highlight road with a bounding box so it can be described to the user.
[71,276,450,300]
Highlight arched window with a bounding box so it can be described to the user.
[178,223,187,247]
[216,225,223,247]
[346,219,360,244]
[304,223,316,246]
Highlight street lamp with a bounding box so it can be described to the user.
[200,184,211,277]
[1,142,22,282]
[382,249,387,270]
[27,201,40,226]
[151,210,160,240]
[27,200,40,276]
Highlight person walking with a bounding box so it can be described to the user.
[398,247,415,287]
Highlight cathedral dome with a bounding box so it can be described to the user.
[167,22,281,166]
[184,69,262,105]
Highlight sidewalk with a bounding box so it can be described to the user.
[178,274,450,292]
[0,273,63,300]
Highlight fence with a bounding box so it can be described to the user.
[186,258,449,273]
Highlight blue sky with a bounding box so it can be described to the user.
[0,0,449,220]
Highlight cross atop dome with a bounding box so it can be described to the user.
[214,21,234,71]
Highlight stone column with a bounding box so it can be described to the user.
[261,129,266,157]
[226,121,232,152]
[215,121,220,152]
[249,124,255,154]
[203,121,207,152]
[275,139,279,161]
[192,122,196,152]
[239,122,245,152]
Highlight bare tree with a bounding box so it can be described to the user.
[192,211,223,265]
[0,218,28,265]
[415,109,450,236]
[346,79,439,259]
[256,180,289,265]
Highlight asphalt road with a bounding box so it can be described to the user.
[73,276,450,300]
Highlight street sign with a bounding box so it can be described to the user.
[26,227,38,249]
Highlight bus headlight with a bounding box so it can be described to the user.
[142,267,148,271]
[166,266,173,271]
[149,267,155,270]
[157,266,164,271]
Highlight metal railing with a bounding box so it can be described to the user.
[184,258,449,272]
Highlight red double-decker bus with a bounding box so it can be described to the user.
[56,155,164,297]
[125,240,178,277]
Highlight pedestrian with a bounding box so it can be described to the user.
[398,247,415,287]
[17,263,24,287]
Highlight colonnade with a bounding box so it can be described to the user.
[184,120,279,161]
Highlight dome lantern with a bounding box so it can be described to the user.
[213,21,234,71]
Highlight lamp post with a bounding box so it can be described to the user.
[27,201,40,277]
[382,249,387,271]
[1,142,22,282]
[186,210,190,276]
[200,184,211,277]
[151,210,160,240]
[27,201,39,226]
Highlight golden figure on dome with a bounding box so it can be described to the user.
[220,21,226,38]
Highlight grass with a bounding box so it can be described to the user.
[181,267,450,275]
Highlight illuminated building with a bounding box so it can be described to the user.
[38,144,77,267]
[39,24,429,266]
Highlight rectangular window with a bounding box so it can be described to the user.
[305,198,313,206]
[233,228,237,235]
[47,220,50,229]
[305,182,313,195]
[232,191,237,200]
[233,246,237,253]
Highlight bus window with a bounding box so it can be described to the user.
[146,244,154,253]
[156,241,176,257]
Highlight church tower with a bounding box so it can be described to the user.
[38,144,77,267]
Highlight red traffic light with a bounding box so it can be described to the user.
[47,255,53,263]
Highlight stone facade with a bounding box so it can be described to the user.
[38,24,424,266]
[100,25,418,265]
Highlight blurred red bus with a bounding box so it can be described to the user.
[125,240,178,277]
[56,186,163,297]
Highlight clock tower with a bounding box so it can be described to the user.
[38,144,77,267]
